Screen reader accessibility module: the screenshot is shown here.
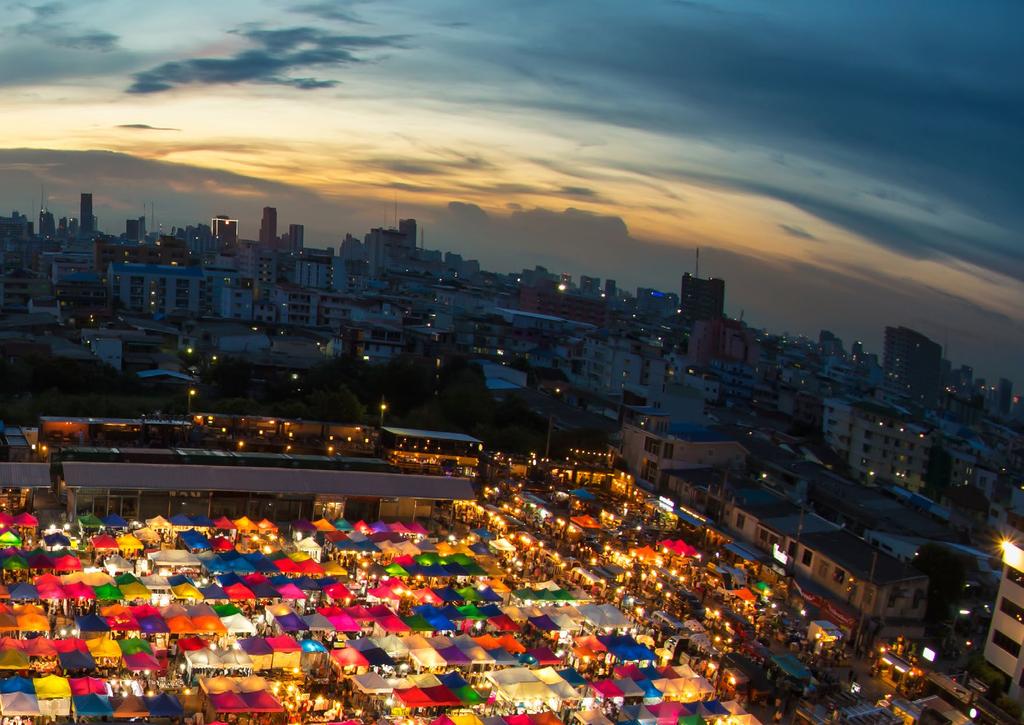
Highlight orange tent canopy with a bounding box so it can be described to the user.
[569,516,602,530]
[730,588,757,603]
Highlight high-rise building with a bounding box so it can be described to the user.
[287,224,304,253]
[883,326,942,408]
[998,378,1014,416]
[580,275,601,297]
[125,218,143,242]
[212,215,238,250]
[365,219,416,275]
[984,541,1024,701]
[679,273,725,324]
[79,193,95,235]
[604,279,617,299]
[259,206,277,246]
[38,209,55,238]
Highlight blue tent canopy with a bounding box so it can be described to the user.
[570,488,596,501]
[0,676,34,694]
[74,694,113,717]
[169,513,193,526]
[700,699,730,716]
[557,667,588,688]
[59,650,97,671]
[101,513,128,528]
[471,528,493,539]
[76,614,111,633]
[598,635,657,662]
[43,532,70,548]
[190,514,215,528]
[300,639,327,653]
[145,693,184,718]
[8,583,38,600]
[199,584,228,600]
[179,529,211,551]
[772,654,812,681]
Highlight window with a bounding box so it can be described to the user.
[992,630,1021,658]
[1007,565,1024,589]
[663,443,674,460]
[1000,597,1024,624]
[644,437,661,456]
[735,513,746,530]
[832,567,846,584]
[802,549,813,567]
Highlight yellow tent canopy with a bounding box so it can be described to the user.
[233,516,258,532]
[322,561,347,576]
[0,649,29,670]
[119,581,151,600]
[116,534,143,551]
[86,638,122,660]
[171,583,204,600]
[33,674,71,699]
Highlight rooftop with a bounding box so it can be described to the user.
[800,529,927,586]
[61,461,474,500]
[382,427,483,444]
[108,263,204,278]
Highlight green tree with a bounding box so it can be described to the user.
[304,386,365,423]
[208,357,253,398]
[913,543,967,623]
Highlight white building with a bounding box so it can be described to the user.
[984,541,1024,700]
[107,263,204,315]
[823,398,933,491]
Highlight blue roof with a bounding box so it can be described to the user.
[109,263,203,278]
[668,423,733,442]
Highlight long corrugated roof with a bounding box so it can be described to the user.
[0,463,52,489]
[61,462,474,500]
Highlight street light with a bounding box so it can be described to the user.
[187,388,197,414]
[379,400,388,428]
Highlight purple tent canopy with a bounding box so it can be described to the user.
[436,646,473,665]
[238,637,274,656]
[273,612,309,632]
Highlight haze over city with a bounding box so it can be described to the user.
[2,0,1021,379]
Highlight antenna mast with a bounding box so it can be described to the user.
[695,247,700,278]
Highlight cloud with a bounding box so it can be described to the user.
[116,124,180,131]
[9,2,119,52]
[127,25,409,94]
[430,199,1023,379]
[777,223,817,241]
[59,30,118,51]
[292,2,368,25]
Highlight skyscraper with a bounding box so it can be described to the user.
[38,209,55,238]
[679,272,725,323]
[883,326,942,408]
[125,218,142,242]
[79,193,95,235]
[998,378,1014,416]
[259,206,277,246]
[212,215,238,249]
[287,224,304,253]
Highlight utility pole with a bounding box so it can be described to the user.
[544,415,553,459]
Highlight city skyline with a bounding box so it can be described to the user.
[2,0,1022,379]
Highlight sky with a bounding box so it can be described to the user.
[1,0,1022,381]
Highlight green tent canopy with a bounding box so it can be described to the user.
[78,514,104,529]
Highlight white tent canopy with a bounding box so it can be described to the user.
[148,550,202,568]
[352,672,392,694]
